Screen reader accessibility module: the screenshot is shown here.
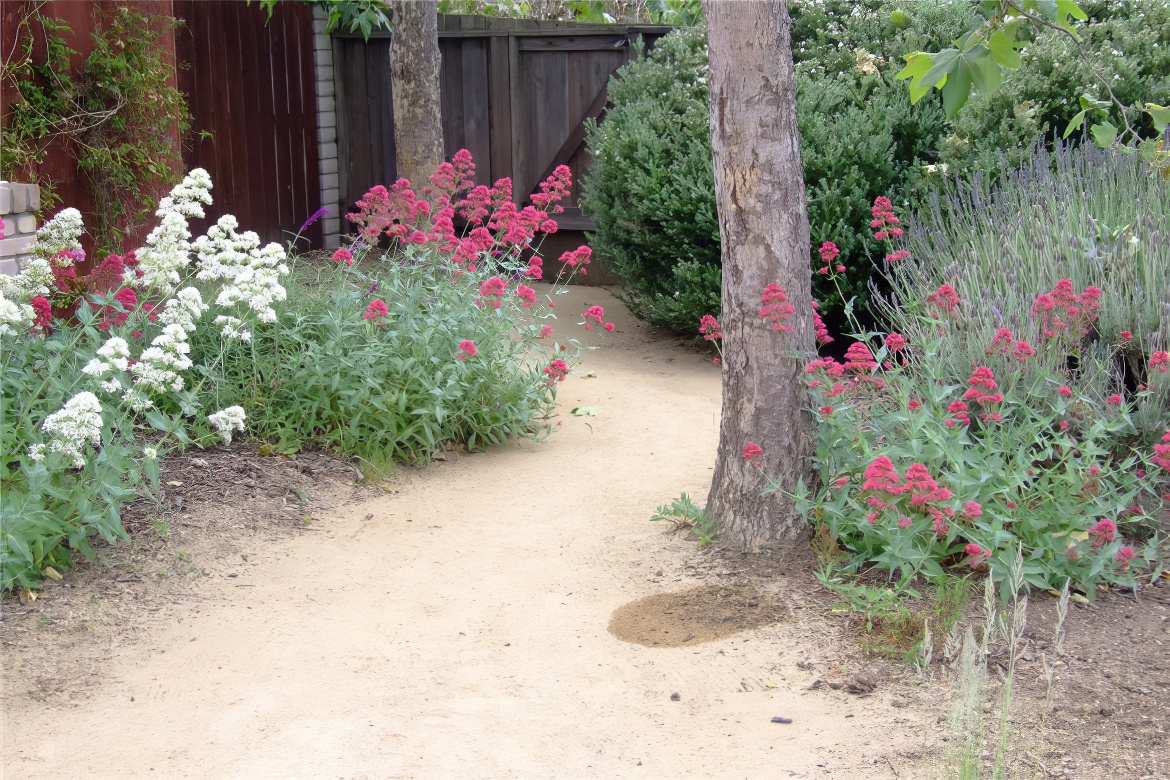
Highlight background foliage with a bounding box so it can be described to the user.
[582,0,1170,334]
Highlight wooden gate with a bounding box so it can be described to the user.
[174,1,322,248]
[334,15,670,231]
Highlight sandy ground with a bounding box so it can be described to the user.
[2,287,932,779]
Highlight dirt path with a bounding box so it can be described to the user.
[3,288,931,779]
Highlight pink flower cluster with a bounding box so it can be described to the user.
[986,328,1035,362]
[759,284,795,332]
[543,358,569,385]
[1030,279,1101,339]
[476,276,508,309]
[456,340,477,360]
[1153,431,1170,472]
[816,241,845,275]
[860,457,955,532]
[363,299,389,323]
[926,284,961,317]
[812,301,833,345]
[699,315,722,342]
[870,197,911,263]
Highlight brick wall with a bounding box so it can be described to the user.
[312,8,342,249]
[0,183,41,276]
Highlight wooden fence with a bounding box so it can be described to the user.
[174,1,323,248]
[334,15,670,234]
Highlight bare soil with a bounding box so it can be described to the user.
[1,286,1166,779]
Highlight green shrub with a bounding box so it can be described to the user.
[584,1,1170,334]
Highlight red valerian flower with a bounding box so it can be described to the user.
[515,284,537,307]
[947,400,970,426]
[332,248,354,265]
[965,543,991,565]
[759,284,795,332]
[843,342,877,372]
[699,315,722,341]
[1153,431,1170,471]
[364,299,389,322]
[30,296,52,329]
[1057,385,1072,397]
[926,284,961,316]
[477,276,508,309]
[1013,340,1035,361]
[885,250,911,263]
[456,340,477,360]
[862,456,900,493]
[581,305,605,330]
[812,301,833,345]
[1151,351,1169,373]
[1089,518,1116,548]
[897,516,913,529]
[543,358,569,384]
[818,241,839,264]
[819,406,834,416]
[540,324,553,338]
[1115,546,1135,569]
[1005,500,1017,509]
[1106,394,1123,406]
[1120,331,1133,341]
[743,443,764,460]
[962,501,983,519]
[908,399,921,411]
[834,477,849,488]
[885,332,907,353]
[604,322,615,332]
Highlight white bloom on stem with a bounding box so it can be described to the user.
[82,358,113,377]
[41,391,103,468]
[29,208,84,261]
[131,324,193,394]
[135,169,214,293]
[27,443,46,463]
[158,287,208,331]
[97,337,131,371]
[143,447,158,460]
[0,257,54,302]
[0,291,34,336]
[194,216,288,323]
[214,315,252,342]
[121,387,154,411]
[100,378,122,394]
[207,406,246,445]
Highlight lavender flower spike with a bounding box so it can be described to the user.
[299,207,330,234]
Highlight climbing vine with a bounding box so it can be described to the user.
[0,4,190,252]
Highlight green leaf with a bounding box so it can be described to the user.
[571,406,601,416]
[940,59,973,118]
[1145,103,1170,133]
[1063,109,1087,139]
[970,55,1001,97]
[1090,122,1117,147]
[919,49,960,90]
[988,30,1021,69]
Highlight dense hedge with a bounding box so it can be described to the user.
[581,0,1170,333]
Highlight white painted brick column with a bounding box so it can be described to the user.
[312,7,342,250]
[0,182,41,276]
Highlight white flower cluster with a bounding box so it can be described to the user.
[0,291,34,336]
[131,324,194,395]
[208,406,246,444]
[29,208,84,261]
[82,336,132,379]
[136,169,213,292]
[158,287,209,330]
[214,315,251,342]
[41,391,103,468]
[194,216,289,323]
[0,257,53,303]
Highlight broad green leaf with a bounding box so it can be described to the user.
[988,30,1021,69]
[940,59,973,118]
[1056,0,1088,21]
[1145,103,1170,133]
[1090,122,1117,147]
[919,48,961,90]
[970,55,1001,96]
[1063,109,1087,138]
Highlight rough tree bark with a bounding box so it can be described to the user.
[702,0,815,548]
[390,0,445,185]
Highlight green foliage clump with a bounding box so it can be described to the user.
[191,253,559,467]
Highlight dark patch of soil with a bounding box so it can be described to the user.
[608,584,787,647]
[0,444,383,705]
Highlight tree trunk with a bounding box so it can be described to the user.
[390,0,444,185]
[703,0,815,549]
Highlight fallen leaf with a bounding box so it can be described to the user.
[580,371,598,379]
[43,566,63,581]
[1070,593,1090,605]
[19,587,37,604]
[165,480,183,487]
[571,406,600,416]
